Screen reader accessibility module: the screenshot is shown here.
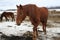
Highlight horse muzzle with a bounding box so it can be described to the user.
[16,24,20,26]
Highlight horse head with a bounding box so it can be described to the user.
[16,5,26,25]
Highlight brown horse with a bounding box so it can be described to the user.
[1,12,15,21]
[16,4,48,40]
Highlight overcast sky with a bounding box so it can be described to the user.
[0,0,60,10]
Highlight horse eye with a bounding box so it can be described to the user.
[20,12,23,15]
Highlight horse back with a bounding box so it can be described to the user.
[23,4,40,20]
[1,12,14,18]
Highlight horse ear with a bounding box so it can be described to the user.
[16,5,19,8]
[20,4,23,9]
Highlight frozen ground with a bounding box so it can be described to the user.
[0,20,60,40]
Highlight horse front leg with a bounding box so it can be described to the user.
[33,27,37,40]
[30,18,40,40]
[35,27,38,37]
[6,18,9,21]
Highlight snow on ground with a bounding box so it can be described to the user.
[0,20,60,40]
[0,21,33,36]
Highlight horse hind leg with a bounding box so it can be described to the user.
[6,17,9,21]
[13,17,15,21]
[11,15,15,21]
[42,22,46,34]
[13,16,15,21]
